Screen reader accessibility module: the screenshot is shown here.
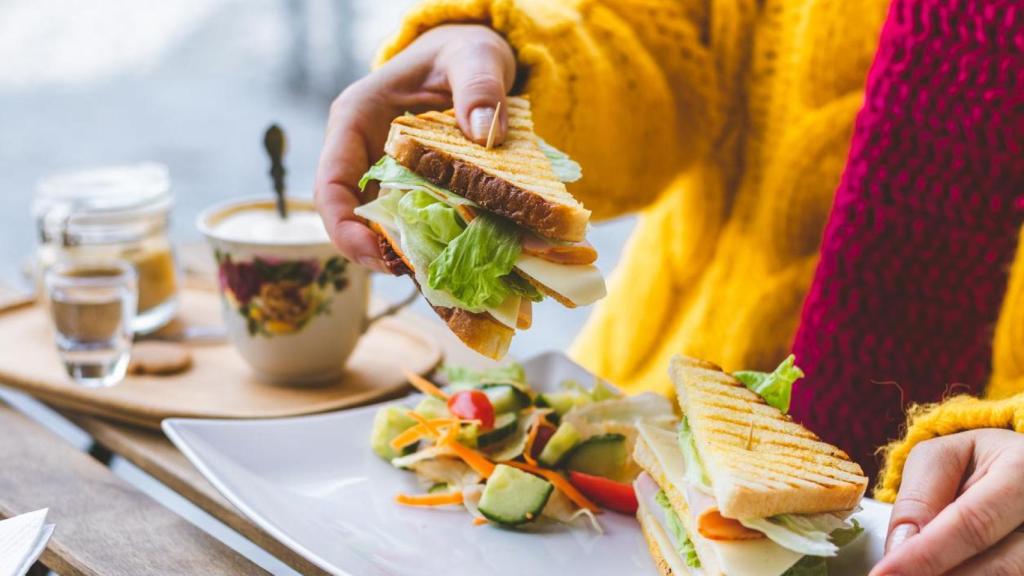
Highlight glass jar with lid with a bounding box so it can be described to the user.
[34,163,179,333]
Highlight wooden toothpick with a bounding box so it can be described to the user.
[745,417,756,450]
[485,101,502,150]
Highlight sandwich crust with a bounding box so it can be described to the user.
[516,268,576,308]
[384,97,590,242]
[638,509,679,576]
[375,227,513,360]
[671,355,868,519]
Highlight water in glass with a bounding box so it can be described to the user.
[45,261,136,387]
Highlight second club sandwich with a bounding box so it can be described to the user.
[634,355,868,576]
[356,97,606,359]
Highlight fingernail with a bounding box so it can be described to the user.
[886,523,918,554]
[470,107,495,142]
[358,256,382,271]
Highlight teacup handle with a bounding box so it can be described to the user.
[363,288,419,332]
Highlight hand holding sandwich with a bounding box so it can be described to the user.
[315,25,515,271]
[871,429,1024,576]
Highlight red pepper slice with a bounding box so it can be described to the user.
[567,471,638,515]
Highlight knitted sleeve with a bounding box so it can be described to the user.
[374,0,732,219]
[988,227,1024,400]
[874,392,1024,503]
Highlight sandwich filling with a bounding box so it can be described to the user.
[355,143,606,330]
[636,357,864,576]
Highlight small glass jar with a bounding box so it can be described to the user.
[34,163,179,333]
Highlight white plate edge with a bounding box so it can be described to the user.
[162,418,354,576]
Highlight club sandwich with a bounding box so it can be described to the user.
[634,355,868,576]
[355,97,606,359]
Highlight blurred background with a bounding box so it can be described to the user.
[0,0,634,358]
[0,1,634,572]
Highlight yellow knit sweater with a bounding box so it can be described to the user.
[378,0,1024,497]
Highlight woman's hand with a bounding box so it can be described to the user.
[314,25,515,271]
[870,429,1024,576]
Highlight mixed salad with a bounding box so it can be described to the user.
[370,363,675,530]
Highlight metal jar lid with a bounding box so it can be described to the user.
[34,163,173,246]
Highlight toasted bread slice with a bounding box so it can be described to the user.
[373,224,513,360]
[671,355,868,519]
[637,509,681,576]
[384,97,590,242]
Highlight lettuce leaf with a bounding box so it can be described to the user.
[782,555,828,576]
[678,416,712,492]
[359,186,527,312]
[830,520,865,547]
[427,213,522,310]
[733,354,805,413]
[503,272,544,302]
[537,138,582,183]
[397,189,464,246]
[360,156,434,192]
[359,156,477,207]
[357,189,465,310]
[778,521,863,575]
[654,491,701,568]
[738,512,858,557]
[441,363,526,386]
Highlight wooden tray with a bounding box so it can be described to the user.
[0,288,441,429]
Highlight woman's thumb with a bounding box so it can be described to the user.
[444,34,515,146]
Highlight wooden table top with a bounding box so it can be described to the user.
[57,309,491,574]
[0,400,266,575]
[1,267,498,574]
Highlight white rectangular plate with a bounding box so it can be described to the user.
[164,351,891,576]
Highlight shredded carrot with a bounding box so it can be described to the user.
[403,369,449,400]
[444,437,496,478]
[473,517,488,526]
[395,492,464,507]
[407,411,442,437]
[439,421,460,445]
[506,461,600,513]
[389,417,456,451]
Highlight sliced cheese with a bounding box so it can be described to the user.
[380,182,478,208]
[487,294,521,330]
[636,474,703,576]
[514,254,606,306]
[637,424,804,576]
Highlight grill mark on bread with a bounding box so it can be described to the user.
[721,452,865,488]
[385,97,590,242]
[702,423,858,462]
[696,407,819,439]
[391,140,587,242]
[672,355,868,518]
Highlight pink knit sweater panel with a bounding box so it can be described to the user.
[789,0,1024,479]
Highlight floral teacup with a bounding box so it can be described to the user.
[198,197,401,384]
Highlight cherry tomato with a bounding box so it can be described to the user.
[567,471,639,515]
[446,390,495,430]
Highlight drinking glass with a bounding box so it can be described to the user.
[44,261,136,387]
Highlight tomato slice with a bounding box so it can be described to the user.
[446,390,495,430]
[567,471,638,514]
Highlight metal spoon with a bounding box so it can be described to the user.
[263,124,288,219]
